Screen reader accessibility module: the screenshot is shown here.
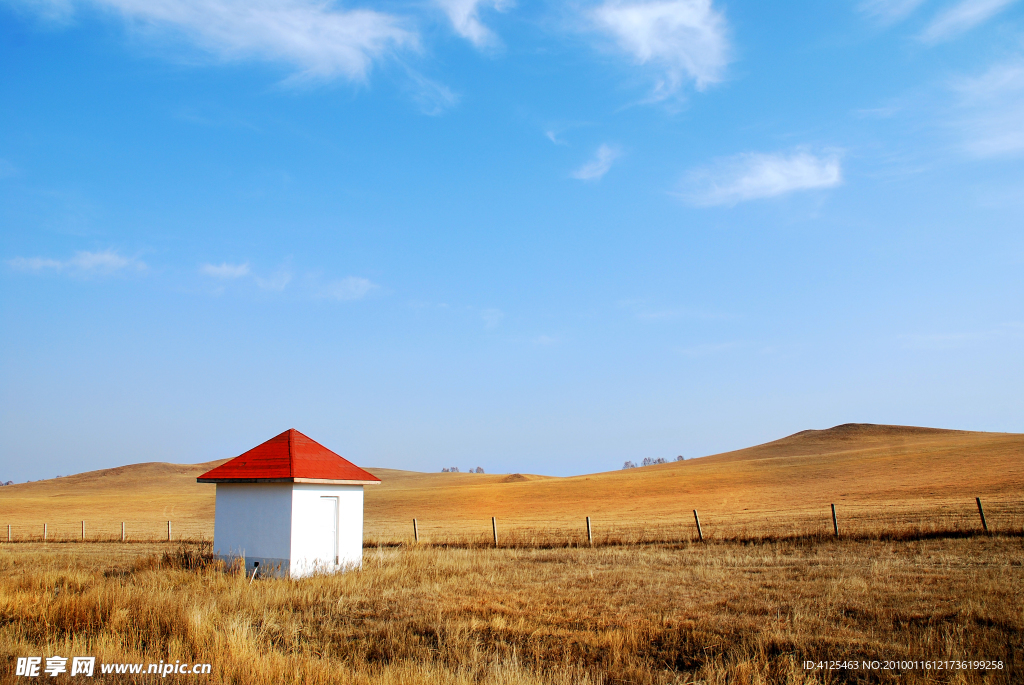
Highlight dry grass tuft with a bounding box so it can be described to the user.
[1,536,1021,684]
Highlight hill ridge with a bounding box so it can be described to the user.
[2,424,1021,539]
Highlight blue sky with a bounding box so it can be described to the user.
[1,0,1022,481]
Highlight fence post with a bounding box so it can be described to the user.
[121,522,125,542]
[831,503,839,538]
[167,521,172,541]
[976,497,989,533]
[6,524,10,543]
[82,520,86,541]
[413,518,419,543]
[586,516,593,546]
[693,510,703,542]
[43,523,47,541]
[492,517,498,547]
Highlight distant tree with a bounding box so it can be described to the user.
[622,461,636,469]
[442,468,449,472]
[475,467,485,474]
[676,455,684,461]
[451,467,460,473]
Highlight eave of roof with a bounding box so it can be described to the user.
[195,429,381,484]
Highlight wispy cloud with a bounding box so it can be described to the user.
[679,150,842,206]
[255,270,292,291]
[920,0,1020,42]
[7,249,146,274]
[571,144,622,181]
[858,0,929,23]
[436,0,512,49]
[21,0,418,83]
[481,307,504,329]
[590,0,730,98]
[200,262,250,278]
[403,69,460,115]
[320,276,376,301]
[545,130,568,145]
[950,60,1024,157]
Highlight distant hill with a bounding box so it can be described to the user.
[2,424,1021,540]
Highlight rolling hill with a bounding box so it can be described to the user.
[2,424,1021,542]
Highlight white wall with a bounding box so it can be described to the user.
[290,484,364,578]
[213,483,292,576]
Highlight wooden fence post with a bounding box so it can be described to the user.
[6,524,10,543]
[976,497,989,533]
[586,516,593,546]
[693,510,703,542]
[413,518,419,543]
[492,517,498,547]
[167,521,172,541]
[43,523,47,541]
[82,520,86,541]
[121,522,125,542]
[831,503,839,538]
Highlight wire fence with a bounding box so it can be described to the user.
[3,497,1021,547]
[363,497,1024,548]
[1,520,210,543]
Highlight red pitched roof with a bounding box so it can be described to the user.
[197,429,381,484]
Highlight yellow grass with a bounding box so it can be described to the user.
[1,538,1020,684]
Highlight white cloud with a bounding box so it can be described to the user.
[481,307,504,329]
[200,261,250,278]
[680,150,842,206]
[591,0,730,97]
[950,60,1024,156]
[920,0,1020,43]
[858,0,929,23]
[22,0,418,83]
[436,0,512,49]
[320,276,376,301]
[7,249,145,274]
[571,144,621,181]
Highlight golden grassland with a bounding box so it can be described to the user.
[2,424,1023,543]
[2,424,1023,683]
[1,537,1022,684]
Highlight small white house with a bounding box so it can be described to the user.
[197,429,380,578]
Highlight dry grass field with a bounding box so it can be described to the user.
[1,537,1021,684]
[2,424,1022,543]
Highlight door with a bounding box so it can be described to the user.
[319,496,338,567]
